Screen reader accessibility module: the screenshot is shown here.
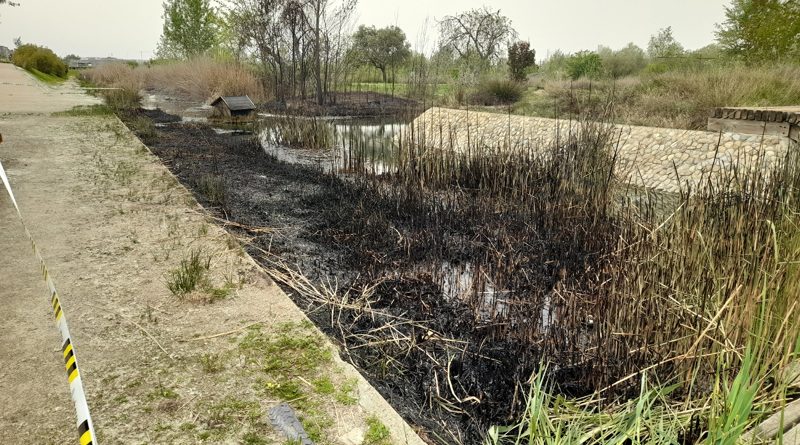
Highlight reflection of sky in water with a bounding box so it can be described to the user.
[259,117,409,175]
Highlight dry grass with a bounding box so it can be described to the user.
[517,64,800,129]
[145,57,266,103]
[84,57,266,105]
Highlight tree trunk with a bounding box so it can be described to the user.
[313,5,325,106]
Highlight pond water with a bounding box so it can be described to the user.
[258,115,411,175]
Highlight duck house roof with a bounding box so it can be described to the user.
[211,95,256,112]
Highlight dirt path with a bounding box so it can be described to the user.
[0,63,423,444]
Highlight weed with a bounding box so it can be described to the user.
[200,353,225,373]
[196,174,227,209]
[128,115,157,142]
[208,284,235,302]
[299,409,334,442]
[206,397,261,429]
[167,249,211,297]
[95,155,140,186]
[148,384,179,401]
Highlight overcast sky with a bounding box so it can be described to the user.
[0,0,729,60]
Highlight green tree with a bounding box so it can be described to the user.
[158,0,218,59]
[716,0,800,62]
[598,43,646,78]
[647,26,684,59]
[566,51,603,80]
[507,41,536,81]
[350,25,411,83]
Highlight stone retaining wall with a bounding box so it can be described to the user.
[413,108,791,193]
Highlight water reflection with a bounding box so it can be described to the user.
[259,116,410,175]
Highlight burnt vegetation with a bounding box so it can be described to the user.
[123,104,800,444]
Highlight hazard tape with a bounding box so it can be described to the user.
[0,158,98,445]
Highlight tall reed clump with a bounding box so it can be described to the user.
[398,111,800,440]
[145,57,265,103]
[260,116,332,150]
[84,58,265,110]
[82,63,144,112]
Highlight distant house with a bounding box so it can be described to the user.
[0,46,11,61]
[211,95,257,119]
[69,59,93,69]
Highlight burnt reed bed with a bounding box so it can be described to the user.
[129,108,800,444]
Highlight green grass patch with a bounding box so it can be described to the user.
[364,416,391,445]
[240,322,332,376]
[52,104,113,117]
[312,377,335,396]
[335,379,358,406]
[299,408,335,443]
[28,68,66,85]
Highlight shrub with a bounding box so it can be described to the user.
[128,115,157,142]
[82,63,144,112]
[469,79,524,106]
[103,88,143,112]
[598,43,647,78]
[11,44,68,78]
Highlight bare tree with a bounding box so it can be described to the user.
[220,0,356,104]
[438,7,517,62]
[224,0,289,102]
[281,0,307,98]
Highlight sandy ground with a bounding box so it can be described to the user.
[0,63,423,444]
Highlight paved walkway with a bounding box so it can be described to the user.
[0,63,423,444]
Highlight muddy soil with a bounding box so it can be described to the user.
[129,107,614,444]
